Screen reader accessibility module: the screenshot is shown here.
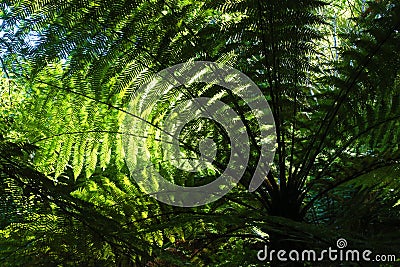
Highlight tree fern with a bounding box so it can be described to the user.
[1,0,400,265]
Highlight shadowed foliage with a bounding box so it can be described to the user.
[1,0,400,266]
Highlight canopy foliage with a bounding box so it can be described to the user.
[1,0,400,266]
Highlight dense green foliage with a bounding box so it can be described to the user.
[1,0,400,266]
